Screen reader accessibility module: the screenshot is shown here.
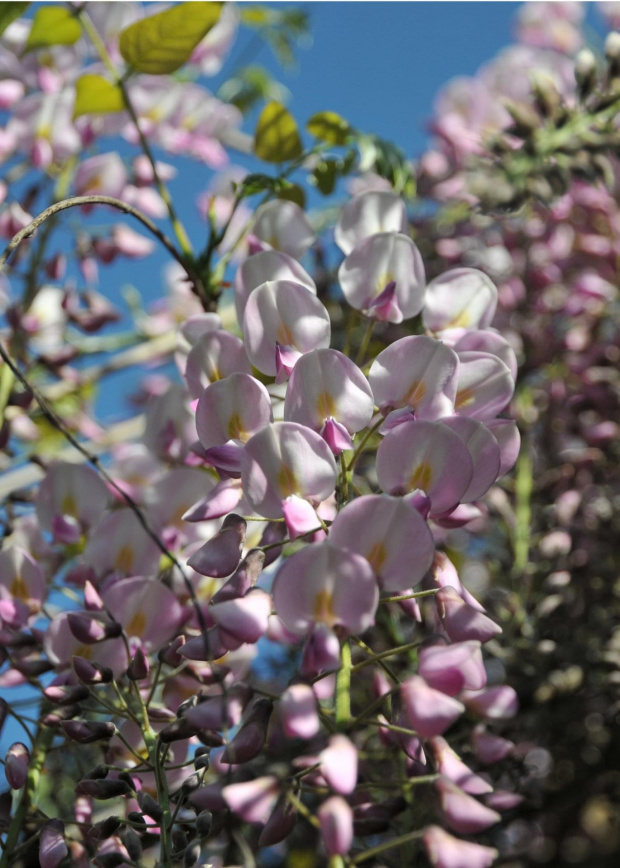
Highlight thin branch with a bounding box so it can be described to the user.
[0,195,200,292]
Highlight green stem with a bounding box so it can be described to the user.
[0,724,53,868]
[77,10,194,260]
[335,639,352,729]
[355,319,375,366]
[380,588,440,604]
[338,452,349,507]
[512,440,532,583]
[352,828,425,863]
[346,416,382,473]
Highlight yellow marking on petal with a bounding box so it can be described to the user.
[126,611,146,638]
[316,390,337,420]
[205,362,221,382]
[277,463,299,498]
[404,379,426,408]
[366,541,387,574]
[62,492,78,517]
[75,644,93,660]
[81,175,104,196]
[115,545,134,575]
[10,574,29,602]
[455,388,475,410]
[276,322,295,346]
[446,309,470,329]
[408,462,433,493]
[313,588,336,625]
[37,124,52,140]
[197,577,219,601]
[376,272,395,296]
[227,412,245,441]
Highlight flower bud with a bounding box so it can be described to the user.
[320,735,358,795]
[127,646,150,681]
[280,683,320,740]
[139,792,163,822]
[122,828,142,862]
[39,819,68,868]
[74,778,132,799]
[72,655,113,684]
[67,612,122,644]
[317,796,353,857]
[91,816,122,840]
[62,719,116,744]
[423,824,498,868]
[435,777,500,834]
[195,809,213,839]
[5,743,29,789]
[43,684,90,706]
[159,716,202,743]
[211,548,265,603]
[221,698,273,764]
[259,798,296,846]
[575,48,597,95]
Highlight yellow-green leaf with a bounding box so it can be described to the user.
[307,111,351,146]
[0,2,30,40]
[254,101,303,163]
[73,74,124,118]
[23,6,81,53]
[119,2,222,75]
[277,182,306,209]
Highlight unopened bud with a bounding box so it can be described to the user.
[605,32,620,64]
[90,816,122,840]
[127,646,150,681]
[127,811,146,831]
[72,655,113,684]
[575,48,598,95]
[139,792,163,822]
[43,684,90,706]
[122,828,142,862]
[84,764,109,780]
[159,716,201,743]
[5,743,29,790]
[67,612,122,644]
[221,698,273,764]
[159,634,185,667]
[74,778,132,799]
[195,809,213,839]
[184,840,201,867]
[171,829,188,855]
[62,719,116,744]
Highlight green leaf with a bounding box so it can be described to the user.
[254,101,303,163]
[23,6,81,53]
[237,173,282,198]
[307,111,351,146]
[277,182,306,209]
[73,74,124,118]
[0,2,29,40]
[119,2,222,75]
[311,159,339,196]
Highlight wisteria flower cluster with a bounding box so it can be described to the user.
[7,3,605,868]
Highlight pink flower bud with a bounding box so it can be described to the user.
[401,676,465,738]
[211,549,265,603]
[5,743,29,789]
[67,612,122,644]
[436,778,501,834]
[127,646,150,681]
[222,776,280,824]
[258,798,297,846]
[418,641,487,696]
[62,720,116,744]
[461,685,518,720]
[187,514,247,578]
[320,735,358,795]
[317,796,354,856]
[423,824,498,868]
[40,819,68,868]
[222,698,273,764]
[436,587,502,644]
[471,726,514,764]
[280,683,320,740]
[72,656,113,685]
[211,589,271,646]
[428,737,492,795]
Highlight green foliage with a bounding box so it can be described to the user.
[310,158,339,195]
[241,4,310,68]
[254,101,303,163]
[277,181,306,209]
[0,2,29,39]
[358,134,416,197]
[217,65,289,115]
[119,2,222,75]
[23,6,80,53]
[307,111,352,146]
[73,74,124,118]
